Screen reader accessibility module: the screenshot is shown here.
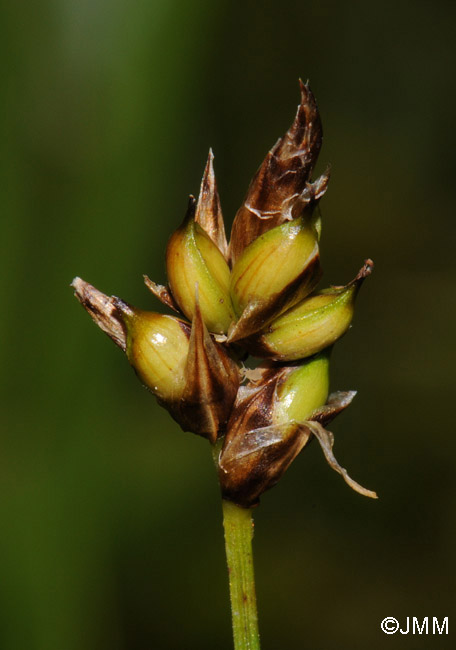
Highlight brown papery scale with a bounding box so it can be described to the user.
[229,80,329,265]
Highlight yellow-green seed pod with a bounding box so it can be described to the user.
[72,278,239,443]
[231,217,319,316]
[124,310,191,402]
[248,260,373,361]
[273,353,330,425]
[166,198,234,334]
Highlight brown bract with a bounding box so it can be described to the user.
[195,149,228,259]
[219,367,307,507]
[71,277,132,351]
[229,81,328,264]
[142,277,180,313]
[171,298,240,443]
[219,376,377,508]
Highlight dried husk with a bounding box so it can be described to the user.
[195,149,228,259]
[173,299,240,443]
[71,277,131,351]
[229,81,327,264]
[219,370,377,507]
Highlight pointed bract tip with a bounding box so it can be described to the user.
[202,151,215,186]
[302,169,331,205]
[363,258,374,274]
[201,149,215,182]
[195,148,228,258]
[181,194,197,227]
[71,277,130,351]
[314,166,331,194]
[310,391,357,426]
[298,77,309,96]
[353,259,374,285]
[188,283,207,347]
[298,78,316,107]
[304,420,378,499]
[143,275,180,313]
[193,282,200,307]
[179,283,240,443]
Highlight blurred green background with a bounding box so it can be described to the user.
[1,1,455,648]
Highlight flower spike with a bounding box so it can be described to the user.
[72,80,376,514]
[72,83,377,650]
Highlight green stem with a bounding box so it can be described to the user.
[221,499,261,650]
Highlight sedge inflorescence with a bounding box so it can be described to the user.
[72,81,376,508]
